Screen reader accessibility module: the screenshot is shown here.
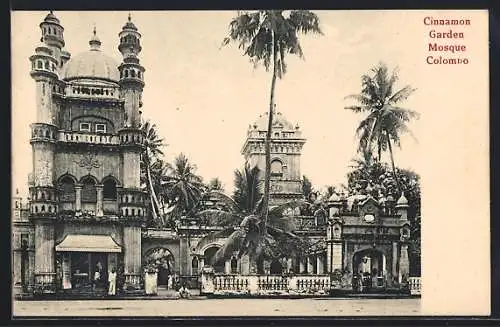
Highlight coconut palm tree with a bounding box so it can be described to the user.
[162,153,205,215]
[140,120,166,225]
[222,10,322,229]
[345,62,420,189]
[194,165,310,274]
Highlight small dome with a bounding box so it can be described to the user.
[63,29,119,82]
[397,192,409,206]
[122,13,138,31]
[44,11,60,24]
[328,193,340,202]
[252,110,295,131]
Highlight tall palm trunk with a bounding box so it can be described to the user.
[145,160,162,224]
[261,30,278,233]
[386,131,401,192]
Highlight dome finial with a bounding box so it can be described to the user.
[89,25,101,50]
[128,12,132,22]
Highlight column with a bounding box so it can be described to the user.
[299,259,305,274]
[123,225,141,289]
[75,185,82,211]
[392,242,399,284]
[96,185,103,217]
[287,258,293,273]
[199,257,205,271]
[225,260,231,274]
[399,244,410,284]
[326,242,332,273]
[34,222,55,291]
[240,255,250,275]
[316,255,324,275]
[307,257,314,274]
[332,243,343,272]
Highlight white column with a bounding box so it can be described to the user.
[96,185,103,217]
[299,260,305,274]
[332,243,343,272]
[225,260,231,274]
[392,242,399,281]
[399,244,409,284]
[307,256,314,274]
[287,258,293,272]
[75,185,82,211]
[316,255,324,275]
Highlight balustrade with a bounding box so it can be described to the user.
[409,277,421,295]
[59,131,120,145]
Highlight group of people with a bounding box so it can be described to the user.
[352,271,374,293]
[165,274,190,298]
[93,261,117,296]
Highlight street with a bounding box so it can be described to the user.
[13,298,421,317]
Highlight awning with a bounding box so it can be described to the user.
[55,235,121,253]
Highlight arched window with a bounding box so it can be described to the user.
[44,61,49,70]
[131,70,136,78]
[192,257,199,274]
[59,176,76,202]
[138,71,142,79]
[81,176,97,203]
[37,61,42,69]
[125,70,129,78]
[103,179,117,200]
[270,159,283,178]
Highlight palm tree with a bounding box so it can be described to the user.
[344,62,420,189]
[222,10,322,230]
[193,164,310,274]
[141,120,166,225]
[162,153,205,215]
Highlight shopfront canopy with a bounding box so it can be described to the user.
[55,234,121,253]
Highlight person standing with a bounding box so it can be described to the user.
[167,274,173,290]
[108,268,117,296]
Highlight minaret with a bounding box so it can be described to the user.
[28,11,62,294]
[39,11,65,69]
[117,14,147,291]
[118,13,145,128]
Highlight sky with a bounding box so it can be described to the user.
[11,10,427,197]
[10,10,491,314]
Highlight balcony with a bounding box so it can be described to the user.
[58,131,120,145]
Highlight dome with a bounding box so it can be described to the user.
[252,110,295,131]
[63,29,120,82]
[396,192,409,206]
[44,11,60,24]
[328,193,340,202]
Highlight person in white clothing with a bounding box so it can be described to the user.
[167,274,173,290]
[108,268,117,296]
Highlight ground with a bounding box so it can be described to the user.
[13,298,421,317]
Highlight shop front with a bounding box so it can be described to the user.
[55,234,121,294]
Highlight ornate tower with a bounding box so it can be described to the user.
[28,12,63,293]
[117,14,147,289]
[241,107,306,206]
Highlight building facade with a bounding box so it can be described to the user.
[26,12,146,294]
[241,108,306,206]
[17,12,412,296]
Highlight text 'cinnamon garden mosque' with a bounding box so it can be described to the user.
[12,12,413,296]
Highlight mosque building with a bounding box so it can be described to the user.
[14,12,413,296]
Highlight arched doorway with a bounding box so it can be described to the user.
[352,248,386,292]
[144,247,175,287]
[203,246,225,273]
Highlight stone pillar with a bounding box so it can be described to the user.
[287,258,293,273]
[123,225,141,290]
[299,259,305,274]
[75,185,82,211]
[307,257,314,274]
[240,255,250,275]
[199,257,205,270]
[316,255,324,275]
[34,222,55,291]
[96,185,103,217]
[399,244,410,285]
[326,242,332,273]
[392,242,399,284]
[332,243,343,272]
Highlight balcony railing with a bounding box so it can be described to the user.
[58,131,120,145]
